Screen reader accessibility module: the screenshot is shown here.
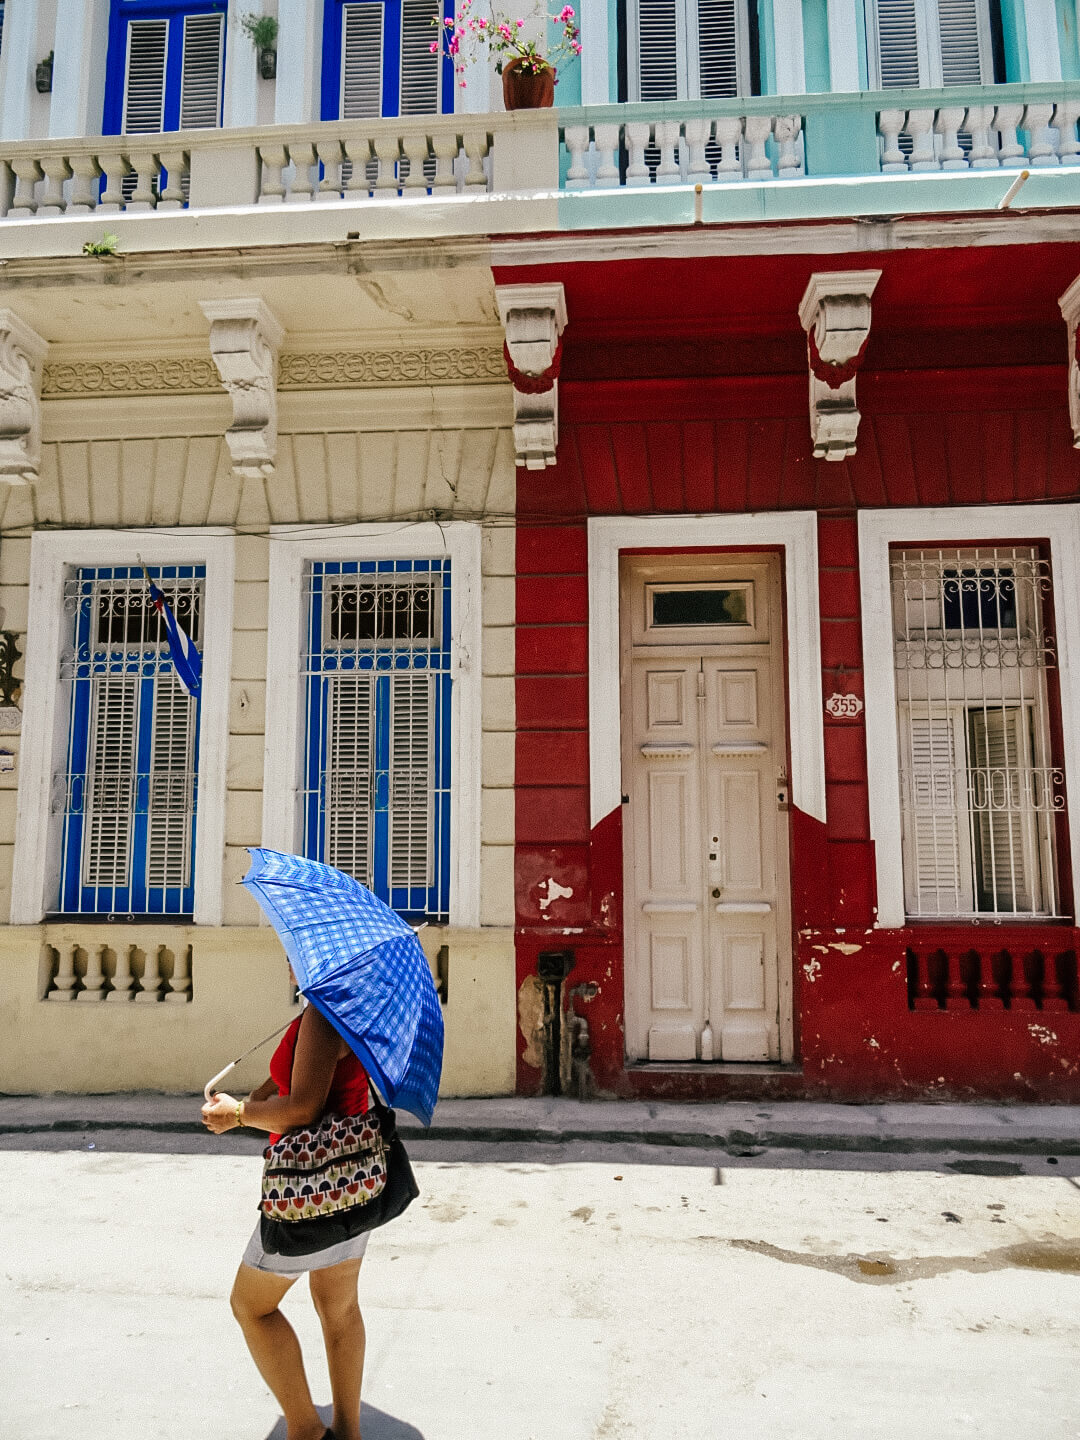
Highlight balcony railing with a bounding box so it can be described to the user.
[0,82,1078,221]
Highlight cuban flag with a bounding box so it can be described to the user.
[146,574,202,699]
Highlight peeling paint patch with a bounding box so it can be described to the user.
[537,877,574,915]
[803,959,822,983]
[891,960,901,973]
[866,1036,880,1049]
[1029,1024,1058,1047]
[828,942,863,955]
[517,975,545,1071]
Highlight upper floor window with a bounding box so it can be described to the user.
[867,0,993,88]
[55,565,204,919]
[321,0,452,119]
[891,546,1064,920]
[628,0,751,101]
[105,1,225,136]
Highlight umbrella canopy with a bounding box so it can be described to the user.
[242,847,444,1126]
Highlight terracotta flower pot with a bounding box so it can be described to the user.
[501,56,556,110]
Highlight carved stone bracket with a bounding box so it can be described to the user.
[0,310,49,484]
[1058,274,1080,447]
[495,283,568,470]
[798,271,881,462]
[199,298,285,479]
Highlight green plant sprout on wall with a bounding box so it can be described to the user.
[82,234,120,257]
[239,12,279,50]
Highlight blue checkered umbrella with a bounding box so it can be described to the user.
[242,847,444,1126]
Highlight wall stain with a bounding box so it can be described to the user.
[724,1237,1080,1284]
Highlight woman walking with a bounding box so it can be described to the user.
[202,999,372,1440]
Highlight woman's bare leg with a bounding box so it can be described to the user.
[230,1263,327,1440]
[309,1258,366,1440]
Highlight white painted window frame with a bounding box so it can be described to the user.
[588,512,826,829]
[263,522,482,929]
[863,0,994,88]
[859,504,1080,929]
[12,529,236,926]
[627,0,752,102]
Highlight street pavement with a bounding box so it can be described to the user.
[2,1100,1080,1439]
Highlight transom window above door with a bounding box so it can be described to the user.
[322,0,452,119]
[866,0,994,89]
[105,1,225,135]
[629,0,751,101]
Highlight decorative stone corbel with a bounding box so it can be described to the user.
[495,283,567,470]
[0,310,49,484]
[798,271,881,462]
[1058,275,1080,447]
[199,298,285,479]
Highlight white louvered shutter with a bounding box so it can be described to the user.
[147,675,196,889]
[901,711,969,915]
[342,4,385,118]
[968,707,1035,913]
[123,18,168,134]
[874,0,922,86]
[84,677,139,888]
[400,0,440,113]
[696,0,739,98]
[389,675,434,890]
[326,675,374,881]
[179,12,224,128]
[637,0,680,101]
[937,0,987,84]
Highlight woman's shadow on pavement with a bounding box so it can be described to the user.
[265,1403,424,1438]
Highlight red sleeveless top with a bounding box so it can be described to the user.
[268,1014,369,1143]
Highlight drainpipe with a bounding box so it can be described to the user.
[536,949,575,1096]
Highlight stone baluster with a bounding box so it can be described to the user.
[1040,951,1070,1012]
[773,115,802,178]
[904,109,938,170]
[934,107,968,170]
[157,149,188,210]
[135,945,164,1004]
[1022,104,1059,166]
[653,120,682,185]
[429,132,459,192]
[343,136,374,195]
[316,139,345,200]
[106,943,135,1002]
[258,145,288,203]
[67,155,102,213]
[944,950,973,1010]
[47,944,78,1001]
[9,158,43,217]
[1053,101,1080,165]
[878,109,907,172]
[564,124,591,189]
[592,124,620,187]
[964,106,998,169]
[461,132,488,187]
[97,153,130,212]
[165,945,193,1004]
[911,949,941,1010]
[126,149,159,210]
[992,105,1025,166]
[743,116,774,178]
[713,116,743,177]
[285,142,317,202]
[976,949,1005,1010]
[683,118,711,184]
[38,156,73,216]
[625,122,651,186]
[370,134,401,191]
[77,944,109,1003]
[400,132,430,190]
[1009,949,1037,1010]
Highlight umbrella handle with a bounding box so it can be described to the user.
[204,1059,237,1103]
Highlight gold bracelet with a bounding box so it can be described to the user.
[235,1100,245,1128]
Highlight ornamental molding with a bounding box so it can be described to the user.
[42,345,508,399]
[495,282,568,471]
[1058,274,1080,447]
[200,298,285,481]
[798,270,881,463]
[0,310,49,484]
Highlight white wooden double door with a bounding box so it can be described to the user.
[622,556,793,1064]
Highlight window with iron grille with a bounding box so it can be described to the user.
[891,546,1065,920]
[55,565,203,918]
[303,559,451,922]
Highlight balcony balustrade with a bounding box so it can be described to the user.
[0,82,1078,221]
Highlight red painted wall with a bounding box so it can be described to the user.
[505,245,1080,1102]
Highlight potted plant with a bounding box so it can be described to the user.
[432,0,581,110]
[240,12,279,80]
[35,51,54,94]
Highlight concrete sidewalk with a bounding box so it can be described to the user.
[1,1092,1078,1154]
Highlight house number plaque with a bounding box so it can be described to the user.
[825,692,864,719]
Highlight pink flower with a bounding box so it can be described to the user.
[444,16,453,25]
[516,17,524,24]
[478,16,488,26]
[559,5,575,19]
[429,39,438,50]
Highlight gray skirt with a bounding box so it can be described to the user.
[242,1219,370,1276]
